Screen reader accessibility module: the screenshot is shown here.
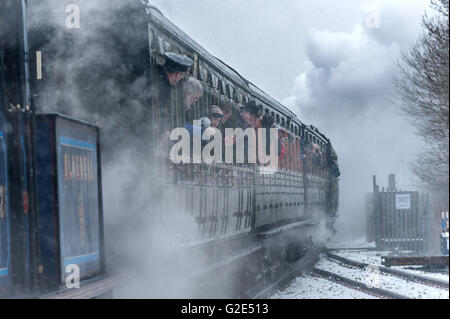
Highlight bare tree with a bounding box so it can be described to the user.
[395,0,449,205]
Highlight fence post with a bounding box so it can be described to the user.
[442,212,449,256]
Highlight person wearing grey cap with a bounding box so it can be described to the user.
[158,52,194,138]
[161,52,194,86]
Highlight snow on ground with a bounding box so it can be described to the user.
[315,257,449,299]
[271,275,376,299]
[333,250,449,283]
[274,237,448,299]
[397,266,449,282]
[327,238,376,249]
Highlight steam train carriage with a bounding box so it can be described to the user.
[137,2,339,246]
[1,0,339,298]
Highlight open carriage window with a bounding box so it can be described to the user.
[217,78,225,95]
[233,89,239,104]
[211,73,219,90]
[199,63,208,83]
[207,71,213,88]
[226,83,233,99]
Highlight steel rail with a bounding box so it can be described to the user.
[311,268,410,299]
[327,252,449,290]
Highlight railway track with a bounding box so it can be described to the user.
[271,247,448,299]
[327,252,449,290]
[311,268,410,299]
[309,251,448,299]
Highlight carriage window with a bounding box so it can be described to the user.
[236,91,241,104]
[211,73,219,90]
[220,81,226,96]
[199,64,208,82]
[165,42,172,53]
[217,79,223,94]
[207,72,213,88]
[227,84,233,99]
[158,37,166,54]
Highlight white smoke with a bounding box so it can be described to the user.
[281,0,429,241]
[27,0,206,298]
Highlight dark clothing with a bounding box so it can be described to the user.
[158,67,172,107]
[185,108,195,124]
[158,66,173,134]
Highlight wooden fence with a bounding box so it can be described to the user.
[371,175,430,255]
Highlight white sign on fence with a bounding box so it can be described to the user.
[395,194,411,210]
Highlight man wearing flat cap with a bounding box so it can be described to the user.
[158,52,194,137]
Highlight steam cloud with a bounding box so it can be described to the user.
[282,0,429,239]
[28,0,205,298]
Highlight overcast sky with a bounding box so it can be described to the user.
[150,0,431,237]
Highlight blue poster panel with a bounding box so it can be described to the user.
[56,118,101,282]
[35,115,102,284]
